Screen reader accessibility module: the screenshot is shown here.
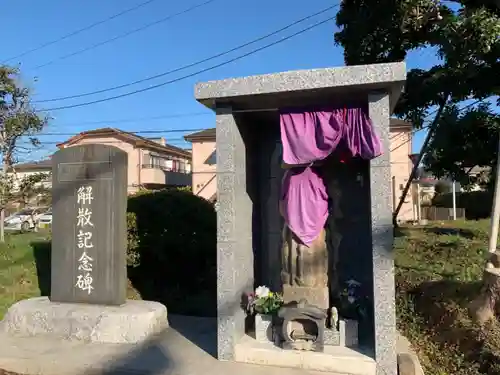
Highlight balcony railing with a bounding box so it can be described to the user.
[141,163,189,174]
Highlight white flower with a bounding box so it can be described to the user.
[255,286,270,298]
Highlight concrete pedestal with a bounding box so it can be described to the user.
[235,335,376,375]
[0,297,168,344]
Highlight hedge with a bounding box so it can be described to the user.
[432,190,493,220]
[126,188,217,316]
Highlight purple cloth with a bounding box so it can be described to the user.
[281,108,382,165]
[280,167,329,246]
[279,106,383,246]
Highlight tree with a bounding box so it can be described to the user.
[434,179,453,194]
[423,102,499,188]
[334,0,500,323]
[334,0,499,210]
[0,66,49,241]
[335,0,499,124]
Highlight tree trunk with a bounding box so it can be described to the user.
[469,252,500,324]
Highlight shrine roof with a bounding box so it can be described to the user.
[195,62,406,113]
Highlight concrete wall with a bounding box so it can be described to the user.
[389,126,414,222]
[191,139,217,200]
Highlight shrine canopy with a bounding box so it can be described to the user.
[194,62,406,114]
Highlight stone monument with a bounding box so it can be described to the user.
[0,144,169,344]
[194,62,406,375]
[51,143,127,305]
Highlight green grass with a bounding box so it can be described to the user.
[396,219,500,375]
[1,221,500,375]
[0,233,48,319]
[0,232,141,320]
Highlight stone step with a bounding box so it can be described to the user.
[235,335,376,375]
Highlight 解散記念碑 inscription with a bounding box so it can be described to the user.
[75,186,95,295]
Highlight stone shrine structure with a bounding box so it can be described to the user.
[195,62,406,375]
[0,144,168,344]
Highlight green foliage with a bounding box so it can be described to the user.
[395,220,500,375]
[247,290,284,315]
[0,65,49,215]
[434,180,453,194]
[432,190,492,219]
[423,103,499,185]
[0,66,48,165]
[253,293,283,315]
[126,212,140,267]
[14,172,51,206]
[335,1,499,121]
[126,188,216,316]
[335,0,500,179]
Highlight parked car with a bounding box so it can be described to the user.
[37,209,53,230]
[4,207,50,232]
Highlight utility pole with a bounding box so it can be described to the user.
[452,181,457,220]
[488,132,500,253]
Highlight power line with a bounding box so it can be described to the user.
[37,100,483,144]
[32,0,220,71]
[34,4,340,103]
[36,14,338,112]
[48,111,211,127]
[36,127,209,137]
[24,138,189,145]
[2,0,159,64]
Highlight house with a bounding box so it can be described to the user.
[184,128,217,202]
[185,119,416,222]
[57,128,192,194]
[9,159,52,189]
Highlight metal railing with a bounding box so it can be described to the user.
[141,163,189,174]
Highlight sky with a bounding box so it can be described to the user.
[2,0,441,161]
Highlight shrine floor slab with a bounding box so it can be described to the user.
[235,335,376,375]
[0,315,349,375]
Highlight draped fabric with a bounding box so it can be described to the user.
[280,167,329,246]
[279,106,382,246]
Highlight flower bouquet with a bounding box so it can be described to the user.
[245,286,284,343]
[246,285,284,316]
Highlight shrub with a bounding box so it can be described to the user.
[126,188,216,316]
[434,180,453,195]
[126,212,140,267]
[432,190,492,220]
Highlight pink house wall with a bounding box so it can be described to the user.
[60,136,179,194]
[191,140,217,200]
[389,127,414,222]
[190,125,415,222]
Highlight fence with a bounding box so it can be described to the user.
[421,206,466,221]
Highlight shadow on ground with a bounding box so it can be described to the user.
[407,279,500,374]
[28,238,217,318]
[422,227,477,239]
[396,225,478,240]
[83,290,247,375]
[31,240,51,297]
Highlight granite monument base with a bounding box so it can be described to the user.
[235,335,375,375]
[282,285,329,309]
[323,319,359,347]
[0,297,168,344]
